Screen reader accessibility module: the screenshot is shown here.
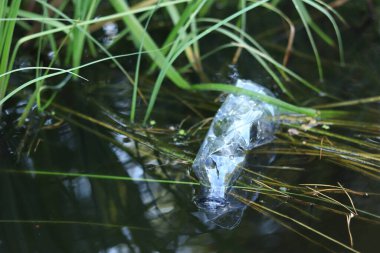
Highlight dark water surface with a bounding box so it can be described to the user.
[1,2,380,253]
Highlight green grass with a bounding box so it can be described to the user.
[0,0,21,114]
[0,0,346,121]
[0,1,378,252]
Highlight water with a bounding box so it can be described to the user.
[1,67,379,252]
[1,2,380,253]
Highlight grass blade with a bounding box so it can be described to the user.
[108,0,191,90]
[143,0,271,124]
[292,0,323,81]
[303,0,345,65]
[0,0,21,113]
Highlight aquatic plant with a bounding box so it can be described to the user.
[0,0,346,120]
[0,0,379,252]
[0,0,21,113]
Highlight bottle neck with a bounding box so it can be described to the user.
[195,185,228,210]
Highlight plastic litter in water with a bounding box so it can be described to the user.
[192,79,278,212]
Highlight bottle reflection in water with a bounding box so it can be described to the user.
[192,79,277,228]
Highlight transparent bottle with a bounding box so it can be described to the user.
[192,79,277,210]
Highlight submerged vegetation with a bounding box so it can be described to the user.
[0,0,379,252]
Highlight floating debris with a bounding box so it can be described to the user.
[192,79,278,228]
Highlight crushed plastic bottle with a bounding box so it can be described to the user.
[192,79,278,211]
